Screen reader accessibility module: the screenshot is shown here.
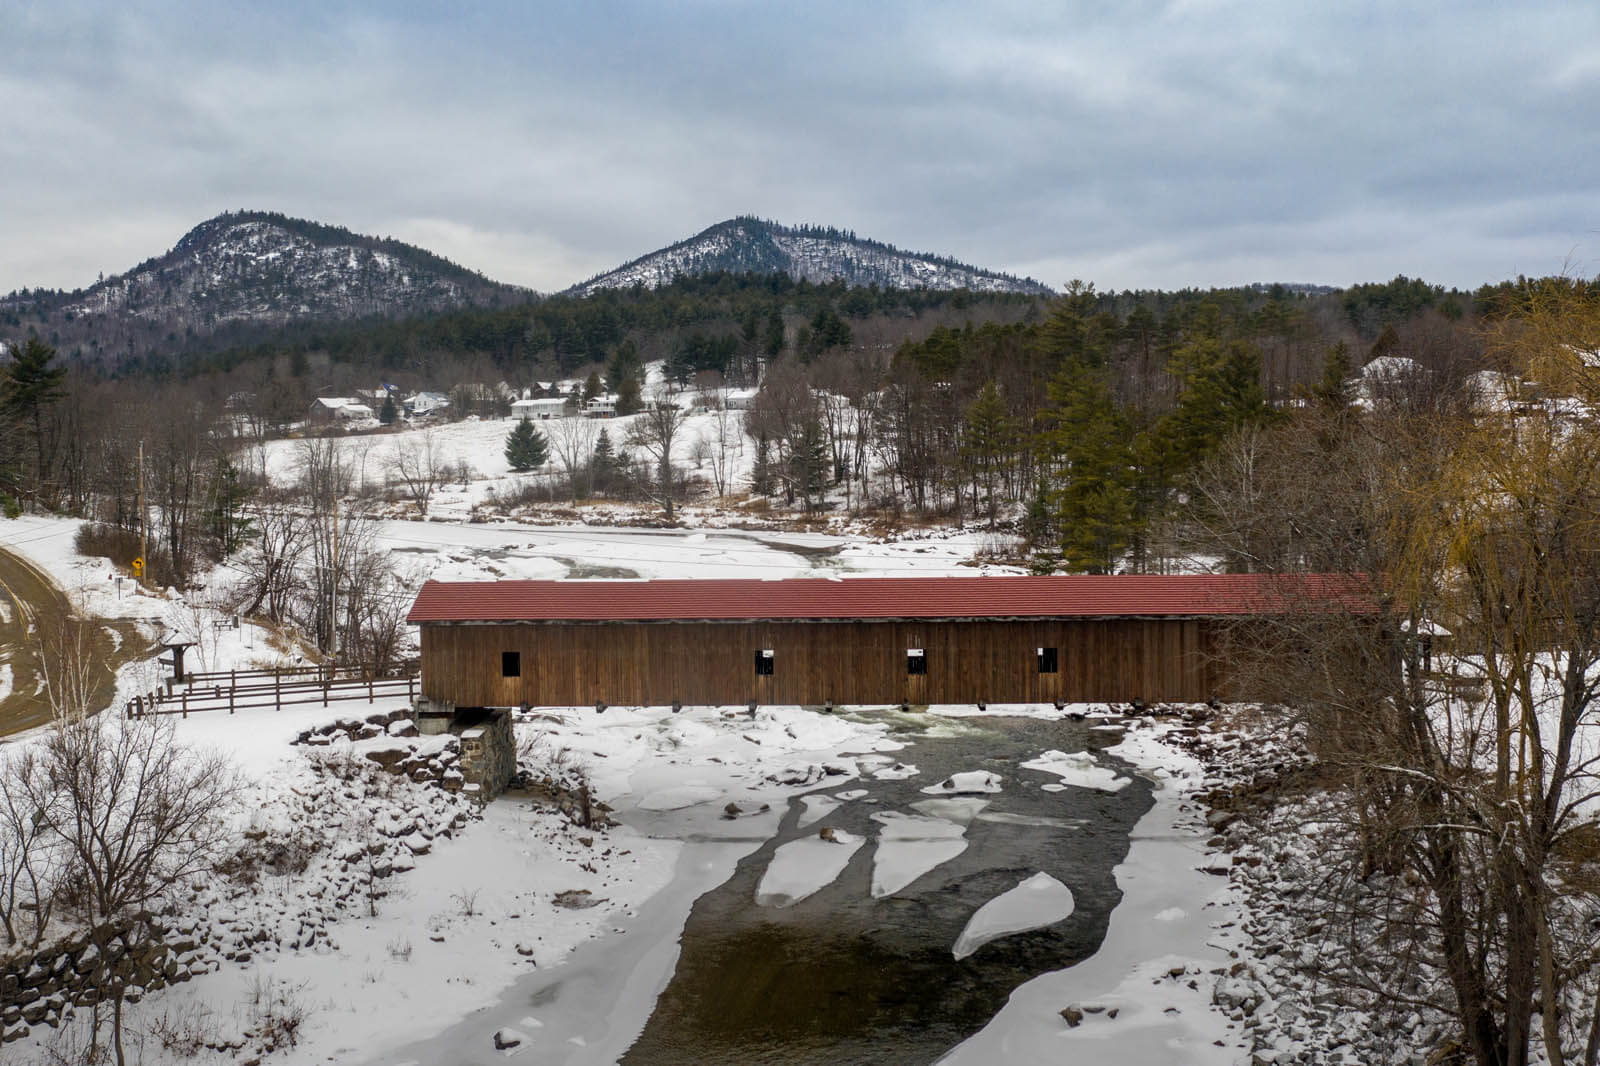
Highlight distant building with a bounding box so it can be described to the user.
[307,397,374,424]
[584,396,617,418]
[405,391,452,418]
[511,397,568,420]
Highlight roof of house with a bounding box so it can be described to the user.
[407,574,1371,624]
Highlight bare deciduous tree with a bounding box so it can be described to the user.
[625,401,687,522]
[387,427,447,517]
[22,712,239,1065]
[548,416,598,503]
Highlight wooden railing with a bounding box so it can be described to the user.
[125,663,419,719]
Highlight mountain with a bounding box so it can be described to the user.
[568,217,1054,297]
[1,211,528,362]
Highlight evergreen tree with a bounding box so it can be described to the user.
[960,381,1017,528]
[787,414,830,512]
[590,429,617,495]
[3,337,66,506]
[1036,359,1138,574]
[750,434,776,496]
[1308,341,1353,410]
[615,375,643,416]
[1151,336,1272,480]
[763,310,785,358]
[378,394,398,425]
[606,339,643,393]
[206,455,254,558]
[583,372,603,404]
[504,417,549,472]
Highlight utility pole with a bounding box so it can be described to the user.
[329,486,339,669]
[137,440,147,585]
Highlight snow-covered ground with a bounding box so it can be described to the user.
[1,512,1251,1065]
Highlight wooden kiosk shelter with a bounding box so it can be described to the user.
[407,574,1358,710]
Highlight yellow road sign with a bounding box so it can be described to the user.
[131,556,144,575]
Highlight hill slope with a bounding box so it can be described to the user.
[1,211,528,361]
[569,217,1053,297]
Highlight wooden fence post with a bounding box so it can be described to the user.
[181,688,188,719]
[275,671,281,712]
[229,669,236,715]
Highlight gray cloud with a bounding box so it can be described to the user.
[3,1,1598,294]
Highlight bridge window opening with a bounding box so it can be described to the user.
[906,648,926,676]
[755,649,774,676]
[1037,647,1058,674]
[501,651,521,678]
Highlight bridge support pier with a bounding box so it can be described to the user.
[412,699,515,801]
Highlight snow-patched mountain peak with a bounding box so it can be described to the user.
[54,211,524,327]
[568,217,1054,297]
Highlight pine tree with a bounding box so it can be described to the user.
[590,429,617,495]
[1036,359,1138,574]
[379,394,398,425]
[1308,341,1353,410]
[583,372,603,404]
[750,434,775,496]
[206,455,254,558]
[615,375,643,415]
[3,337,67,506]
[504,418,549,472]
[961,381,1017,528]
[1155,338,1272,469]
[787,415,830,512]
[607,339,643,393]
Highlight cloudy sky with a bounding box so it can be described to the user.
[4,1,1598,295]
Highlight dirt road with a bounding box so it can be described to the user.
[0,545,153,737]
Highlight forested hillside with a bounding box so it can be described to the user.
[1,266,1566,590]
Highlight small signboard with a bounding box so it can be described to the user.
[131,556,145,576]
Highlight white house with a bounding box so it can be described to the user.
[584,396,617,418]
[406,391,452,418]
[511,397,569,420]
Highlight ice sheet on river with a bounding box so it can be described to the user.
[920,770,1003,795]
[755,829,864,907]
[1021,749,1129,792]
[952,872,1076,960]
[870,811,969,897]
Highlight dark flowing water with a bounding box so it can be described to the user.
[363,713,1152,1066]
[619,714,1153,1066]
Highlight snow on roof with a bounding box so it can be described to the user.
[1358,355,1422,379]
[408,574,1373,624]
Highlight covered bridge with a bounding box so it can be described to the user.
[406,574,1360,710]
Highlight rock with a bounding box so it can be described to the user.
[494,1027,525,1050]
[1060,1004,1084,1027]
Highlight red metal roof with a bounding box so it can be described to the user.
[406,574,1370,624]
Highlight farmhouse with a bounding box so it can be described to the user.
[407,574,1361,711]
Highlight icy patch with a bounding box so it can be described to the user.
[872,761,919,781]
[1154,907,1186,922]
[952,872,1075,960]
[756,829,864,907]
[1021,750,1129,792]
[920,771,1002,795]
[637,785,722,811]
[973,810,1082,830]
[797,793,844,828]
[910,797,991,824]
[0,663,11,703]
[870,812,968,897]
[836,789,869,801]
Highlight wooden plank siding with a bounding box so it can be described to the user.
[418,617,1223,708]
